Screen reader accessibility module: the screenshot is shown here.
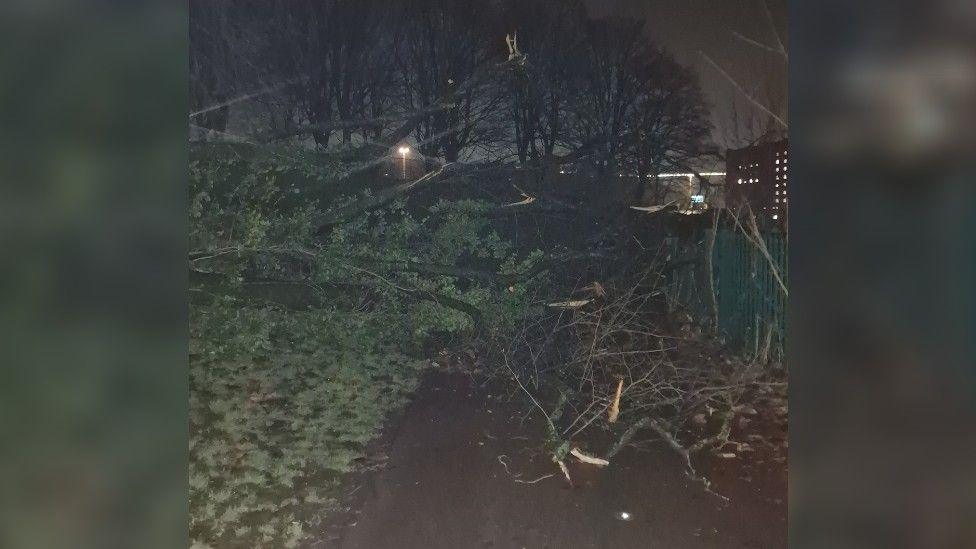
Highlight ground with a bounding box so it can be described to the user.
[316,371,787,549]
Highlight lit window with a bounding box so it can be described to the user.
[773,214,778,220]
[775,159,780,164]
[776,167,780,172]
[775,198,780,203]
[738,178,742,184]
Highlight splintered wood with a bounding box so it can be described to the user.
[557,460,573,485]
[570,447,609,467]
[608,378,624,423]
[547,299,591,308]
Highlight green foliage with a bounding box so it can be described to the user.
[190,143,547,339]
[189,144,544,546]
[190,299,428,547]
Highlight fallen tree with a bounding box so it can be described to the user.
[494,248,785,497]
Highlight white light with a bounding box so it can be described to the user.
[617,511,633,521]
[773,214,779,220]
[657,172,726,178]
[398,146,410,155]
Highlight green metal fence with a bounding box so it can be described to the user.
[713,229,788,358]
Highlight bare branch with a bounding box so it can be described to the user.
[699,51,788,129]
[760,0,788,59]
[189,77,305,118]
[731,31,785,58]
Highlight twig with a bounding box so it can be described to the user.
[699,51,787,129]
[497,455,555,484]
[731,31,785,58]
[759,0,788,59]
[189,78,305,118]
[705,208,721,335]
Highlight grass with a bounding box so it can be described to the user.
[189,304,429,547]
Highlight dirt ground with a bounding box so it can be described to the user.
[316,371,787,549]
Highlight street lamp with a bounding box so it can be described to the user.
[398,146,410,179]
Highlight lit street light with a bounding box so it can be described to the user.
[398,146,410,179]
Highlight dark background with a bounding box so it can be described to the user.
[1,0,973,547]
[585,0,788,147]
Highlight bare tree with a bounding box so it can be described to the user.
[568,18,654,178]
[623,51,712,202]
[501,0,589,164]
[393,0,506,162]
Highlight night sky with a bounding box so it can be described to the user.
[584,0,788,149]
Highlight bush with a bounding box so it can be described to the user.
[188,144,544,546]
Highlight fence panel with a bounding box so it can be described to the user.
[713,229,788,358]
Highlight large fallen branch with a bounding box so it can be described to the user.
[316,165,452,231]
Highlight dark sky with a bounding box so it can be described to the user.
[584,0,788,149]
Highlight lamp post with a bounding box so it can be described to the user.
[398,146,410,179]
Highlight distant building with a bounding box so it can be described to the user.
[725,138,789,228]
[652,171,726,214]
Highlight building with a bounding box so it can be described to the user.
[725,137,788,228]
[652,171,726,214]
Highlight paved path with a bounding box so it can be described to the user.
[326,372,786,549]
